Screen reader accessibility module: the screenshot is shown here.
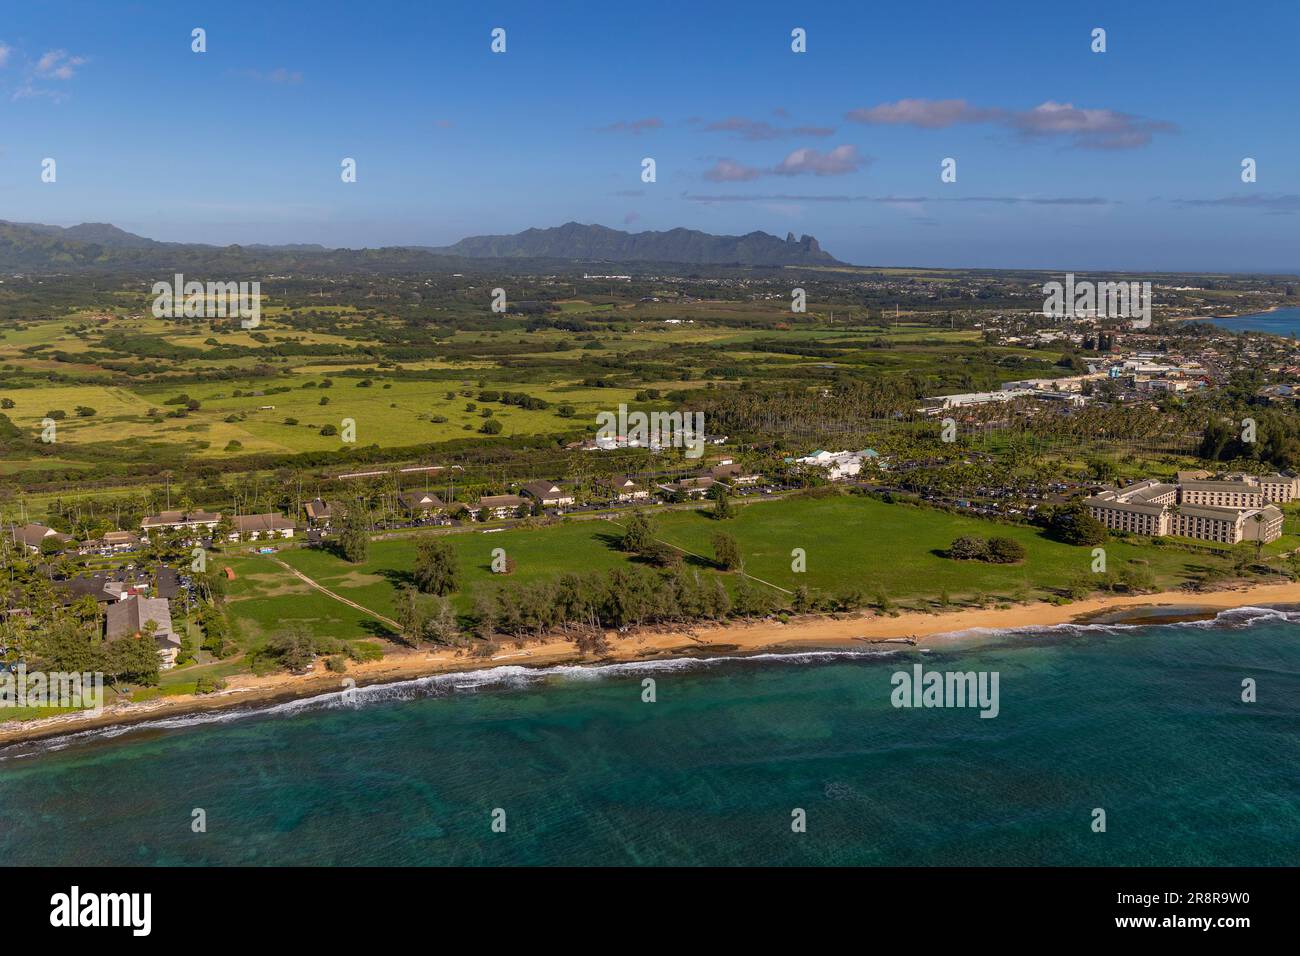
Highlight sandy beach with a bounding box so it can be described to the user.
[4,580,1299,747]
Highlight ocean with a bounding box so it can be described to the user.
[1199,307,1300,338]
[1,609,1297,866]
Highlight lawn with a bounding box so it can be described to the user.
[648,495,1218,601]
[216,494,1245,646]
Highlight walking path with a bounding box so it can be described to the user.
[266,556,402,631]
[605,517,793,595]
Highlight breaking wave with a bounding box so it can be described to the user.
[5,605,1295,760]
[0,647,901,760]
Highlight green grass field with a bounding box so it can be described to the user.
[216,495,1258,646]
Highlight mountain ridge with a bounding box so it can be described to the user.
[0,219,845,272]
[430,221,841,266]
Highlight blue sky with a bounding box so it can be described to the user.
[1,0,1297,271]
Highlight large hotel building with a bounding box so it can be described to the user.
[1086,474,1289,545]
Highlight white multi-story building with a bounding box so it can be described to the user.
[1087,481,1177,536]
[1086,476,1286,545]
[794,449,877,481]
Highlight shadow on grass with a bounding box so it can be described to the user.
[376,568,415,589]
[359,619,397,639]
[594,530,624,551]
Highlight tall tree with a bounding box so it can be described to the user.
[337,505,370,563]
[413,538,459,595]
[712,531,741,570]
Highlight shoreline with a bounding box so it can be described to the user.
[5,580,1300,749]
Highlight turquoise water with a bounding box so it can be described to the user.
[1,610,1297,866]
[1200,307,1300,338]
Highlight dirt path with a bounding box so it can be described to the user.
[266,556,402,631]
[605,517,793,594]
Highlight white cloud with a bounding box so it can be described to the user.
[703,158,762,182]
[773,145,866,176]
[845,97,1175,149]
[35,49,87,80]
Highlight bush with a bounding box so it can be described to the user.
[947,536,989,561]
[986,537,1026,564]
[640,541,682,568]
[194,675,228,695]
[1048,502,1108,546]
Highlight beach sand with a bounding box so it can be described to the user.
[4,580,1299,746]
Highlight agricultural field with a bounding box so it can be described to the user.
[0,280,1071,491]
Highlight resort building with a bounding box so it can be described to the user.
[1252,474,1300,503]
[595,476,651,502]
[707,463,763,486]
[657,476,718,499]
[398,491,446,517]
[521,480,575,509]
[79,530,142,555]
[1179,473,1299,508]
[477,494,528,520]
[1178,480,1265,510]
[1169,504,1283,545]
[793,449,877,481]
[141,510,221,537]
[1086,480,1177,536]
[1085,476,1285,545]
[229,513,296,542]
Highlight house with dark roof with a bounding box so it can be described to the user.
[706,463,763,486]
[398,491,446,516]
[477,494,528,520]
[228,513,296,542]
[79,530,141,555]
[521,480,574,508]
[595,476,650,502]
[105,595,181,669]
[10,523,73,553]
[303,498,338,527]
[657,476,717,499]
[141,510,221,542]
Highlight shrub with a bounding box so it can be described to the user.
[194,675,228,695]
[986,537,1027,564]
[947,536,989,561]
